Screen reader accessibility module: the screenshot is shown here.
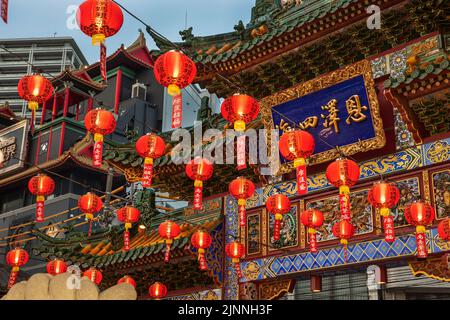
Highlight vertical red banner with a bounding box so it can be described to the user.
[124,230,130,251]
[36,201,45,222]
[234,262,242,279]
[193,185,203,210]
[383,215,395,243]
[7,271,17,289]
[142,160,153,188]
[198,253,208,271]
[236,134,246,170]
[296,165,308,195]
[100,43,107,82]
[93,141,103,167]
[339,194,351,221]
[415,232,427,259]
[1,0,8,23]
[172,95,183,128]
[238,205,246,227]
[273,219,281,241]
[309,232,318,253]
[164,244,171,262]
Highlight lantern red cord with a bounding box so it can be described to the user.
[368,181,400,243]
[17,74,53,112]
[225,242,245,279]
[220,94,260,170]
[116,206,141,252]
[266,194,291,241]
[438,218,450,241]
[6,248,29,289]
[135,133,166,188]
[83,268,103,285]
[185,158,213,210]
[154,50,197,128]
[404,201,435,258]
[301,210,324,253]
[76,0,124,46]
[78,192,103,237]
[191,230,212,271]
[149,282,168,300]
[229,177,255,226]
[279,130,315,195]
[28,174,55,222]
[84,108,116,167]
[158,220,181,263]
[46,259,68,275]
[118,275,136,288]
[326,158,360,221]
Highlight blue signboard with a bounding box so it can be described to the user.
[261,60,385,174]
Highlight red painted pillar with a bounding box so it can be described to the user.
[63,86,70,117]
[87,95,93,113]
[40,100,47,125]
[59,122,66,156]
[51,93,57,121]
[114,69,122,115]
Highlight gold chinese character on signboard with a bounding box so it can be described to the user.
[321,99,340,133]
[276,119,293,133]
[346,95,368,124]
[299,116,318,130]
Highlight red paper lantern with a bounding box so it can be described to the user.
[301,210,324,253]
[84,108,116,167]
[6,248,29,289]
[76,0,124,45]
[154,50,197,128]
[279,130,315,195]
[438,218,450,241]
[135,133,166,188]
[46,259,68,275]
[266,194,291,241]
[221,94,260,170]
[116,206,141,252]
[28,174,55,222]
[405,201,435,259]
[332,220,355,245]
[326,158,360,221]
[149,282,167,300]
[368,181,400,243]
[83,267,103,285]
[78,192,103,237]
[225,242,245,279]
[158,220,181,263]
[17,74,53,111]
[229,177,255,226]
[117,275,136,288]
[185,158,213,210]
[191,230,212,271]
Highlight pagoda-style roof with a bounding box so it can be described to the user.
[85,32,154,78]
[51,69,106,94]
[384,50,450,140]
[0,103,22,128]
[0,134,121,187]
[32,208,223,295]
[149,0,446,99]
[103,99,266,200]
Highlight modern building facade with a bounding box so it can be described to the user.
[0,37,88,121]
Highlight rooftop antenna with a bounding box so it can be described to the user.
[53,32,57,37]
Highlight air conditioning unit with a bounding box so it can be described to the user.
[131,81,147,101]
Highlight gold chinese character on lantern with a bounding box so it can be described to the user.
[299,116,319,130]
[321,99,340,133]
[345,95,368,124]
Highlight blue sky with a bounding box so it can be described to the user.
[0,0,254,63]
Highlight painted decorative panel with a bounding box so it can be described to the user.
[246,212,261,256]
[305,188,373,242]
[431,169,450,219]
[268,205,298,251]
[392,177,421,227]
